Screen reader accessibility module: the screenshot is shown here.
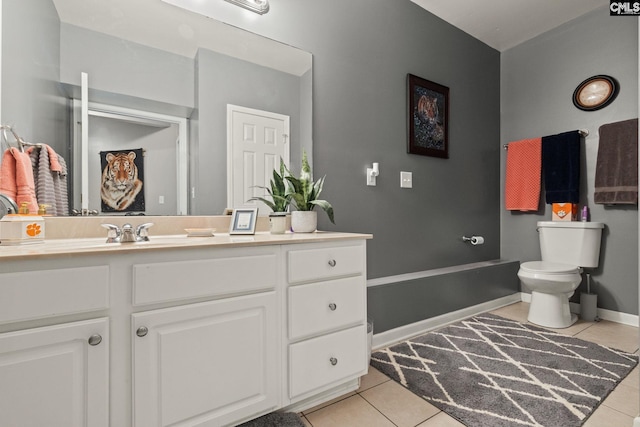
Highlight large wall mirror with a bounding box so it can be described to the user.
[0,0,312,216]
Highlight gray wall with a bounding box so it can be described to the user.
[59,23,194,113]
[214,0,506,331]
[1,0,67,154]
[192,49,303,214]
[501,7,639,315]
[227,0,502,275]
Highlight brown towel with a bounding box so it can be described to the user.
[594,118,638,205]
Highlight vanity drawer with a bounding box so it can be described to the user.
[289,324,367,398]
[288,276,365,341]
[133,252,278,306]
[0,266,110,324]
[287,244,364,284]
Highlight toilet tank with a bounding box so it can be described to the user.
[537,221,604,268]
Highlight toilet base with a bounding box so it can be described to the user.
[528,291,578,329]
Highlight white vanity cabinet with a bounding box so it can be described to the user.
[130,248,281,427]
[0,231,370,427]
[0,266,111,427]
[0,318,109,427]
[285,240,368,405]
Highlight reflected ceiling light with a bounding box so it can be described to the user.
[224,0,270,15]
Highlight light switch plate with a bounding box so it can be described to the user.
[400,171,412,188]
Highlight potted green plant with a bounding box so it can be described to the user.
[248,158,291,234]
[285,151,335,232]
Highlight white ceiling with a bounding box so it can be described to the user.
[52,0,312,76]
[53,0,607,60]
[410,0,605,52]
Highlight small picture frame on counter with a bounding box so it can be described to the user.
[229,208,258,235]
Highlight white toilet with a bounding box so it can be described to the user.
[517,221,604,329]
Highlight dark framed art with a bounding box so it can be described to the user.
[407,74,449,158]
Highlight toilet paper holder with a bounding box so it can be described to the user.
[462,235,484,245]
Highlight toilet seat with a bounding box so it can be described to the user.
[520,261,579,275]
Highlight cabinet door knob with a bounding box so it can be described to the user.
[328,259,337,267]
[88,334,102,346]
[328,303,337,311]
[329,357,338,366]
[136,326,149,337]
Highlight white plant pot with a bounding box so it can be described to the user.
[291,211,317,233]
[269,213,289,234]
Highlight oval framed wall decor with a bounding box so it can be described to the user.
[572,75,619,111]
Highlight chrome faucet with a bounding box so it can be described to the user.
[101,222,154,243]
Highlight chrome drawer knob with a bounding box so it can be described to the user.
[329,357,338,366]
[88,334,102,346]
[136,326,149,337]
[329,303,337,311]
[328,259,337,267]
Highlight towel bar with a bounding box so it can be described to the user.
[503,129,589,150]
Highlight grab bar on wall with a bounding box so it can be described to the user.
[503,129,589,150]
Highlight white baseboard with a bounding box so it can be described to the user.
[373,292,639,351]
[372,293,521,351]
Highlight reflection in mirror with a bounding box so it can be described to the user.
[1,0,312,216]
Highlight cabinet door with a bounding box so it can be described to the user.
[0,318,109,427]
[133,292,279,427]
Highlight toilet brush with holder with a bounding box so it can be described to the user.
[580,273,599,322]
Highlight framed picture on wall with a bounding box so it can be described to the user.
[407,74,449,158]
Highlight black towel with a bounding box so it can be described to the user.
[542,130,581,204]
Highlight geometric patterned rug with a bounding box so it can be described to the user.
[371,314,638,427]
[236,412,305,427]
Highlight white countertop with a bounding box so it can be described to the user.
[0,231,372,260]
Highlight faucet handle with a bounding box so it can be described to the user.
[135,223,154,241]
[101,223,121,243]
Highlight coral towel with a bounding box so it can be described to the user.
[505,138,542,211]
[0,147,39,213]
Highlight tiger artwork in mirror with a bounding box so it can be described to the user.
[100,149,145,213]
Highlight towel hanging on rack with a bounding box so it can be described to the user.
[594,118,638,205]
[542,130,581,204]
[27,144,69,215]
[505,138,542,211]
[0,147,39,213]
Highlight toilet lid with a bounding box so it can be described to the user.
[520,261,579,274]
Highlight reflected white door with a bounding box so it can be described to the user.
[227,105,290,213]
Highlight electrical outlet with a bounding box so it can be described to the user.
[400,171,412,188]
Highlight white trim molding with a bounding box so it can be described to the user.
[372,293,521,351]
[373,292,639,351]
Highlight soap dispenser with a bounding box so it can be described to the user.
[0,203,45,245]
[18,202,30,215]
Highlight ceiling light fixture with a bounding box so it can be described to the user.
[224,0,270,15]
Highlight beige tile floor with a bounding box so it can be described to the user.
[298,302,639,427]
